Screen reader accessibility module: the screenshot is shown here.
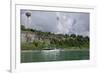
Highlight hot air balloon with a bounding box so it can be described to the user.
[25,12,31,18]
[25,12,31,27]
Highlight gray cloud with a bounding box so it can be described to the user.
[20,10,89,36]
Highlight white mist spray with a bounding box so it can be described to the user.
[56,12,75,34]
[56,12,64,34]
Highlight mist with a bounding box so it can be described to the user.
[20,10,89,36]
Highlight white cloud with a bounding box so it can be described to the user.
[21,10,89,36]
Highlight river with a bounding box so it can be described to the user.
[21,49,89,63]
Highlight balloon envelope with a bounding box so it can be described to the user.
[25,12,31,17]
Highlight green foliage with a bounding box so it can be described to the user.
[21,25,26,30]
[21,26,89,50]
[70,34,76,38]
[21,43,36,50]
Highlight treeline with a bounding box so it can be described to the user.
[21,25,89,50]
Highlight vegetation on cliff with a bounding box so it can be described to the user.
[21,25,89,50]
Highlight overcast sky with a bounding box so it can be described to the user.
[20,9,89,36]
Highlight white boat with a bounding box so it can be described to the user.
[42,48,60,53]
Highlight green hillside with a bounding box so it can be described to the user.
[21,25,89,50]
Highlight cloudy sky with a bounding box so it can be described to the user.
[20,9,89,36]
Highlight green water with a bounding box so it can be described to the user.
[21,49,89,63]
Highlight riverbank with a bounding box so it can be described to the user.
[21,48,89,52]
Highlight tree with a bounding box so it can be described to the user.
[70,34,76,38]
[84,36,89,41]
[65,34,69,38]
[21,25,25,30]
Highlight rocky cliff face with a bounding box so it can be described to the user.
[21,31,39,43]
